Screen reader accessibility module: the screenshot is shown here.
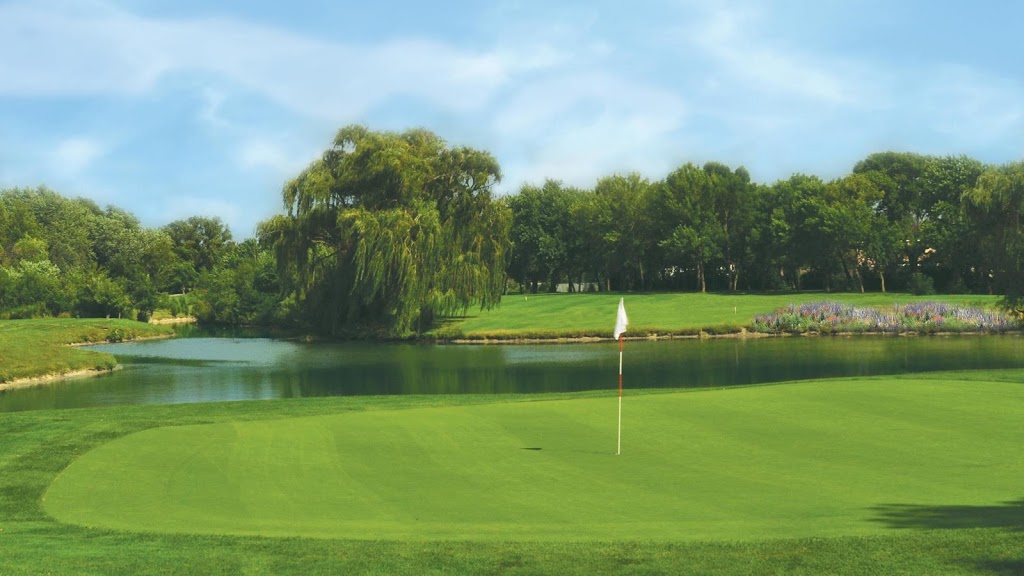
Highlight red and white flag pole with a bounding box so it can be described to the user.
[614,298,628,456]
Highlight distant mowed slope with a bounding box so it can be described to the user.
[45,376,1024,542]
[450,292,999,336]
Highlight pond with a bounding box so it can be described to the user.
[2,333,1024,412]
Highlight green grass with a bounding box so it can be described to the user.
[3,373,1023,574]
[44,378,1024,542]
[442,292,1001,339]
[0,318,174,383]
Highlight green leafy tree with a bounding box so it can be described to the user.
[963,161,1024,310]
[91,207,142,277]
[260,126,510,336]
[822,173,884,292]
[702,162,754,291]
[71,267,133,319]
[1,260,69,318]
[163,216,233,278]
[506,180,586,292]
[0,190,42,264]
[85,209,171,319]
[591,173,654,291]
[753,174,833,291]
[654,163,723,292]
[865,220,903,293]
[138,229,186,294]
[0,187,101,270]
[505,185,544,292]
[0,200,8,261]
[746,183,796,290]
[919,155,985,292]
[12,236,50,263]
[194,240,281,325]
[853,152,932,279]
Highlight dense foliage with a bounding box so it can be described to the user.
[0,188,279,324]
[258,126,510,337]
[504,153,1016,297]
[2,127,1024,333]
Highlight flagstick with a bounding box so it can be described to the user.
[617,334,623,456]
[613,297,628,456]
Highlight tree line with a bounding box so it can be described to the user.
[2,126,1023,336]
[0,188,279,324]
[507,152,1024,306]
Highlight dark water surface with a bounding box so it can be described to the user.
[3,334,1024,412]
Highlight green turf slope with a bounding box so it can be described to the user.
[448,292,999,336]
[44,378,1024,542]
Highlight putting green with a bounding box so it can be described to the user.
[44,378,1024,541]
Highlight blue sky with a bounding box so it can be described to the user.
[2,0,1022,238]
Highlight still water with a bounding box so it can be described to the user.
[3,335,1024,412]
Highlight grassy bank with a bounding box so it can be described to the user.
[3,374,1023,574]
[0,318,173,384]
[437,292,1001,340]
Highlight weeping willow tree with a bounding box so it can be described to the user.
[259,126,510,337]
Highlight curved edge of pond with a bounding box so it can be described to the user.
[443,329,1023,345]
[0,366,123,392]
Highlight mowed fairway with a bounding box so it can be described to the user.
[45,377,1024,542]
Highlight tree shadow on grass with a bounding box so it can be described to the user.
[869,499,1024,531]
[870,499,1024,576]
[971,560,1024,576]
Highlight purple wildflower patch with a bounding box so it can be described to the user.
[751,302,1019,334]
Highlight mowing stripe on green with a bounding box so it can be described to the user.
[44,378,1024,541]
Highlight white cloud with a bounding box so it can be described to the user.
[53,137,105,175]
[237,138,316,176]
[0,1,519,122]
[200,87,229,128]
[493,71,687,188]
[496,44,574,73]
[921,65,1024,144]
[0,1,173,95]
[686,2,866,105]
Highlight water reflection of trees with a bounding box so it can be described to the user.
[7,336,1024,411]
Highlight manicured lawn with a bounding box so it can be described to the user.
[44,375,1024,541]
[0,372,1019,574]
[0,318,173,383]
[44,377,1024,542]
[445,292,1000,338]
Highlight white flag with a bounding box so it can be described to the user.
[613,298,628,340]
